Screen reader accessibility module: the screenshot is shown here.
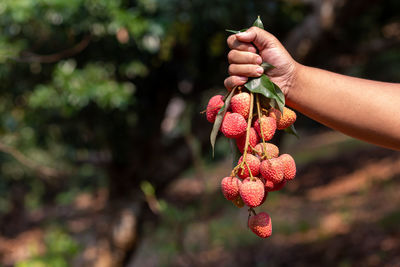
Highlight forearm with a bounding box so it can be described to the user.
[287,64,400,150]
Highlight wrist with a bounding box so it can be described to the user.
[285,62,304,108]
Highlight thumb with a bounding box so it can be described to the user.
[236,27,278,52]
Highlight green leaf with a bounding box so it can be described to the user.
[269,98,278,110]
[253,16,264,29]
[225,29,240,34]
[244,74,285,111]
[210,87,236,156]
[284,124,299,138]
[225,28,248,34]
[273,83,285,112]
[229,139,241,168]
[261,62,275,72]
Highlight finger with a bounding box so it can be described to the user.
[236,27,278,51]
[227,34,257,52]
[224,76,248,91]
[228,50,262,65]
[228,64,264,77]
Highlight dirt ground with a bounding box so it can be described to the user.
[131,131,400,267]
[2,131,400,267]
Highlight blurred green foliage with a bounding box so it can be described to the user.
[0,0,398,265]
[15,227,79,267]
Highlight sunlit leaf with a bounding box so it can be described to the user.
[225,28,248,34]
[229,138,241,168]
[210,87,236,156]
[261,62,275,72]
[253,16,264,29]
[284,124,299,138]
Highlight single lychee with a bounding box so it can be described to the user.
[221,176,242,200]
[248,212,272,238]
[206,95,224,123]
[254,142,279,159]
[254,115,276,141]
[231,92,251,119]
[237,154,260,179]
[265,179,286,192]
[269,107,296,130]
[221,112,247,138]
[239,177,265,207]
[236,127,259,153]
[279,154,296,180]
[260,158,284,184]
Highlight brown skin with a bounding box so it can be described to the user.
[225,27,400,150]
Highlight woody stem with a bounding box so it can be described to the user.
[241,92,255,178]
[256,94,267,156]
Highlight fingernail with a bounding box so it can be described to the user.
[256,67,264,75]
[236,32,249,38]
[238,76,248,82]
[256,56,262,65]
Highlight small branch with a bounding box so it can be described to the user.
[0,141,66,179]
[256,94,268,158]
[240,92,255,178]
[17,35,91,63]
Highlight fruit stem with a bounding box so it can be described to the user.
[248,207,257,216]
[240,92,255,178]
[256,94,268,158]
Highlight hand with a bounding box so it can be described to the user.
[225,27,298,96]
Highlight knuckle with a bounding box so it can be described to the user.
[227,35,236,47]
[228,65,234,75]
[253,54,259,62]
[227,50,235,62]
[224,77,231,89]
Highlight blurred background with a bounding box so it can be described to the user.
[0,0,399,266]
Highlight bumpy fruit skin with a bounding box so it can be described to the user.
[279,154,296,180]
[254,115,276,141]
[231,92,250,119]
[260,158,284,184]
[221,112,247,138]
[236,127,259,153]
[237,154,260,179]
[206,95,224,123]
[248,212,272,238]
[269,107,296,130]
[265,179,286,192]
[221,176,242,200]
[254,142,279,159]
[239,178,265,207]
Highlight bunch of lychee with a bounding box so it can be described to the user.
[206,88,297,238]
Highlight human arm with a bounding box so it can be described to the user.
[225,27,400,150]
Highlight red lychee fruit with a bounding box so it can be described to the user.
[254,142,279,159]
[260,158,284,184]
[254,115,276,141]
[231,92,250,119]
[236,127,259,153]
[265,179,287,192]
[221,112,247,138]
[279,154,296,180]
[239,177,265,207]
[206,95,224,123]
[237,154,260,179]
[221,176,242,200]
[269,107,297,130]
[248,212,272,238]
